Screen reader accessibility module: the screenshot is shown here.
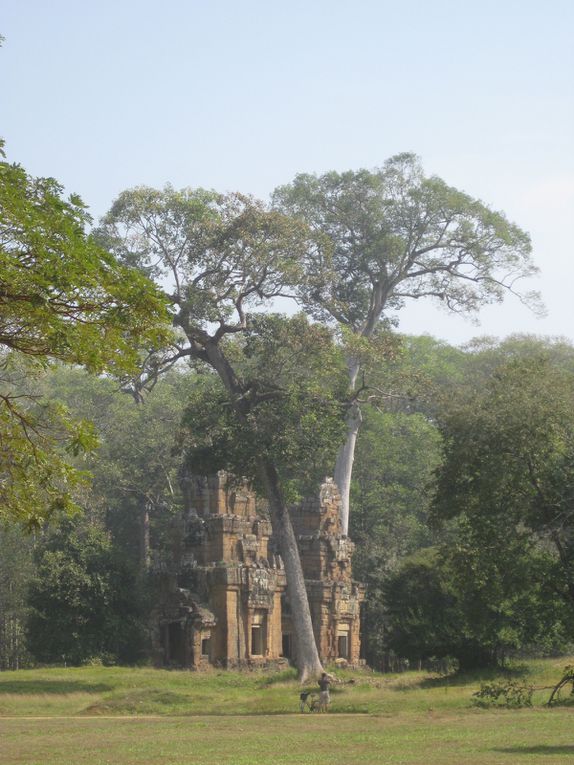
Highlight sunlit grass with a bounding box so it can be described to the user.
[2,659,574,764]
[2,710,574,765]
[0,656,573,718]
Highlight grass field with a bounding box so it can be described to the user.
[1,658,573,764]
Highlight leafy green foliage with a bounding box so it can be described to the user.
[180,314,348,502]
[358,336,574,669]
[39,365,193,565]
[2,364,192,664]
[434,349,574,609]
[0,149,169,371]
[97,187,343,494]
[0,354,99,526]
[383,521,570,669]
[96,186,325,343]
[383,548,467,666]
[473,679,534,708]
[27,516,146,665]
[274,154,539,533]
[273,153,540,333]
[0,523,35,669]
[351,408,441,558]
[349,407,442,666]
[0,145,171,524]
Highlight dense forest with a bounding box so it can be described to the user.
[2,333,573,671]
[2,143,573,674]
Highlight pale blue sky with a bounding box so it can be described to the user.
[2,0,573,343]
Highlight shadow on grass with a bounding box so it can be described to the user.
[257,669,298,687]
[547,696,574,708]
[0,680,112,695]
[83,690,191,715]
[494,746,574,755]
[403,664,531,691]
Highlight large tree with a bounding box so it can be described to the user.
[96,187,343,680]
[434,350,574,611]
[349,405,442,666]
[0,144,167,370]
[37,365,192,572]
[0,143,169,525]
[273,153,540,533]
[178,313,346,500]
[27,515,146,665]
[383,528,567,670]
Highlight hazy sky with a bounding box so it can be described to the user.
[2,1,573,345]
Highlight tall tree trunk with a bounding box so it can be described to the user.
[334,359,361,535]
[259,458,323,683]
[334,403,362,536]
[140,501,151,572]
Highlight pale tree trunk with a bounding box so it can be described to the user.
[334,359,362,535]
[334,288,388,533]
[259,458,323,682]
[334,403,362,536]
[140,501,151,572]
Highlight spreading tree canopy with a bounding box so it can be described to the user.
[96,186,344,680]
[0,143,170,525]
[273,153,541,532]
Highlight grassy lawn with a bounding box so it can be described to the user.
[2,711,574,765]
[1,658,573,763]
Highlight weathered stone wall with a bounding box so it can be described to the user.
[187,472,258,519]
[280,478,364,665]
[151,473,364,669]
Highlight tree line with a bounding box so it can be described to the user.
[3,335,573,672]
[3,140,568,677]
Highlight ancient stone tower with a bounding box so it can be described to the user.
[151,473,364,669]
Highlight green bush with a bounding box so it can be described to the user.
[472,679,533,708]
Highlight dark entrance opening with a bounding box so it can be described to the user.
[337,634,349,660]
[168,622,185,665]
[281,633,292,658]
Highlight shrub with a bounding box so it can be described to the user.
[472,679,533,708]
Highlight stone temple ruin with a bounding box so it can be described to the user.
[151,473,365,669]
